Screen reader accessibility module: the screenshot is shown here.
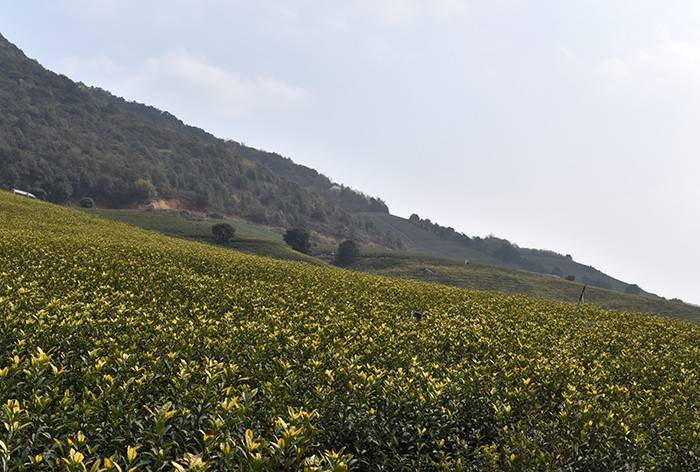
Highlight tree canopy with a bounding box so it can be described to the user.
[335,240,360,266]
[0,33,387,243]
[212,223,235,244]
[283,228,311,254]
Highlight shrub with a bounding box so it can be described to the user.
[212,223,235,244]
[335,240,360,266]
[28,187,47,200]
[79,197,95,208]
[131,178,156,201]
[283,228,311,254]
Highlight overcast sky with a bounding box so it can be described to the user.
[3,1,699,303]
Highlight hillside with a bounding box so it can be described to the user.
[75,206,700,320]
[0,32,385,241]
[0,31,668,300]
[359,213,504,265]
[90,207,327,265]
[360,213,652,296]
[1,190,699,470]
[353,251,700,321]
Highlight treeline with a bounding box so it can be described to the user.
[229,142,389,214]
[407,213,545,271]
[409,213,482,245]
[0,33,387,240]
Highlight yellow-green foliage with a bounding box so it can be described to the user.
[0,192,699,471]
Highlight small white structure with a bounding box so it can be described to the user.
[12,189,37,199]
[329,185,342,193]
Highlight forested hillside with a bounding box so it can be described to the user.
[0,33,386,240]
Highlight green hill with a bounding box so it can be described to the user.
[360,212,654,297]
[87,208,323,265]
[78,207,700,320]
[1,190,699,470]
[358,213,503,265]
[352,251,700,322]
[0,31,675,301]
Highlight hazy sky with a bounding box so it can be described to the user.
[3,1,699,303]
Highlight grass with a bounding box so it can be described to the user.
[360,213,638,296]
[87,208,282,241]
[84,208,323,265]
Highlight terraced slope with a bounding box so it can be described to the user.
[87,208,323,265]
[75,208,700,320]
[363,258,700,321]
[1,191,698,470]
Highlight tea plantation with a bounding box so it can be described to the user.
[0,192,698,471]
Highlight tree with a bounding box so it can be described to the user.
[131,178,156,201]
[79,197,95,208]
[335,240,360,266]
[492,243,520,264]
[212,223,235,244]
[28,187,47,201]
[47,179,73,203]
[284,228,311,254]
[625,284,642,295]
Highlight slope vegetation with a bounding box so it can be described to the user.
[76,207,700,320]
[88,208,323,265]
[355,252,700,321]
[0,31,664,299]
[1,191,698,470]
[361,213,653,296]
[0,33,384,240]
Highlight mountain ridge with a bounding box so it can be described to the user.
[0,32,664,300]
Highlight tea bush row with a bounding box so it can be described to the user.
[0,194,698,470]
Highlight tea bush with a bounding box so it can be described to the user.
[0,192,698,470]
